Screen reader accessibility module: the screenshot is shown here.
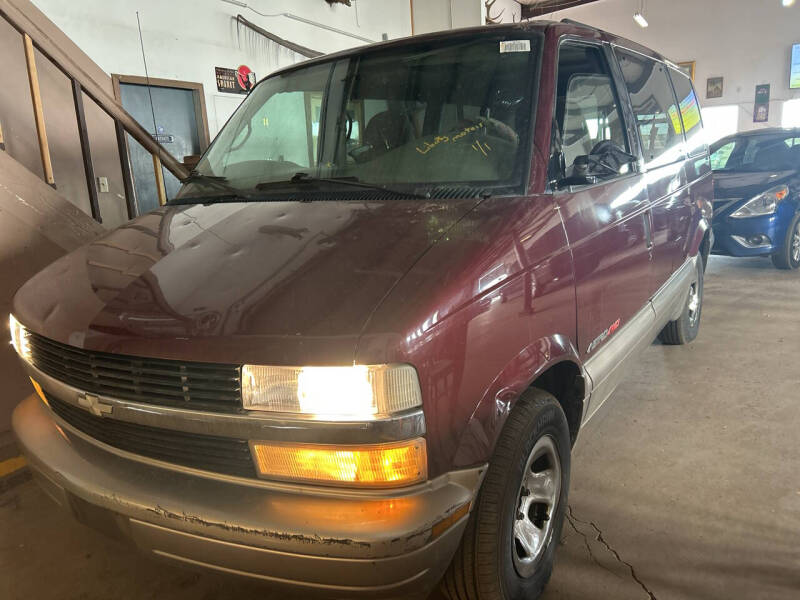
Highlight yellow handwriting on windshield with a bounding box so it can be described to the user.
[452,121,484,141]
[472,140,492,156]
[415,122,486,155]
[415,135,450,155]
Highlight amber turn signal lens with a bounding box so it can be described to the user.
[29,377,48,406]
[251,438,427,488]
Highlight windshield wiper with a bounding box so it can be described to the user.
[170,172,253,205]
[255,172,428,199]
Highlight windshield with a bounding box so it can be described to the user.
[176,32,541,201]
[711,133,800,172]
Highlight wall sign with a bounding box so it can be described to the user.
[215,65,256,94]
[754,84,770,123]
[152,133,174,144]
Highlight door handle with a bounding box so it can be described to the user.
[643,212,654,250]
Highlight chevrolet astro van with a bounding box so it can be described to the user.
[11,20,712,600]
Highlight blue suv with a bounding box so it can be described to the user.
[710,128,800,269]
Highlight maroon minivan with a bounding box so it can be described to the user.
[10,20,712,600]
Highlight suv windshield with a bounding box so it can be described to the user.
[176,33,541,201]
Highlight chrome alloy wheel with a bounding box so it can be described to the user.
[512,435,561,577]
[687,281,701,327]
[791,221,800,264]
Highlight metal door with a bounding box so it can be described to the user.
[119,83,201,213]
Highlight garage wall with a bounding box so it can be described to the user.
[535,0,800,134]
[412,0,483,34]
[29,0,417,138]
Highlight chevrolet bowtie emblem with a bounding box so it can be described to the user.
[77,393,113,417]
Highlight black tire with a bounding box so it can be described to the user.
[440,388,571,600]
[658,257,704,345]
[771,213,800,270]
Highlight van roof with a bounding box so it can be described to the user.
[265,20,672,81]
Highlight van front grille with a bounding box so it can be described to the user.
[46,394,257,479]
[28,333,242,413]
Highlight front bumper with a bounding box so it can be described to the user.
[13,394,483,598]
[712,213,782,257]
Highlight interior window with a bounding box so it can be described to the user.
[669,68,706,156]
[616,49,684,166]
[552,43,630,185]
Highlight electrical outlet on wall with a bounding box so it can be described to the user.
[97,177,109,193]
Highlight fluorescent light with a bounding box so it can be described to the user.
[783,0,795,7]
[633,12,649,27]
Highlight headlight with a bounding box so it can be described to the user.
[250,438,427,487]
[730,185,789,218]
[242,364,422,419]
[9,314,31,362]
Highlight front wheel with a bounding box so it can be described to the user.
[771,213,800,270]
[440,388,571,600]
[658,257,704,345]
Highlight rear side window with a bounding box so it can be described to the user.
[615,49,683,166]
[669,69,706,156]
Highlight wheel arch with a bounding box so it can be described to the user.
[450,336,587,469]
[526,360,585,446]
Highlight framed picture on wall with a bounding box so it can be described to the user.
[707,77,724,99]
[677,61,696,80]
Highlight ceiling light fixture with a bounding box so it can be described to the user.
[783,0,795,7]
[634,0,649,27]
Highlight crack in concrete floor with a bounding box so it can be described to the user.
[567,505,657,600]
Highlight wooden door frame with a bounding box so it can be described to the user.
[111,74,211,151]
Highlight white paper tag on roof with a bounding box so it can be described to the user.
[499,40,530,53]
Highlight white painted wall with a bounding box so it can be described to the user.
[30,0,415,136]
[535,0,800,135]
[412,0,483,34]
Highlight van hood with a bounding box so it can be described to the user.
[13,199,478,365]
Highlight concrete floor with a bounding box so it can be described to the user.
[2,255,800,600]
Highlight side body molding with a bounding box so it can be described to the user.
[582,255,697,423]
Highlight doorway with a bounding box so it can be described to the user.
[113,75,210,214]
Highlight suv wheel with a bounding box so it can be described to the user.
[771,213,800,270]
[658,257,704,345]
[440,388,570,600]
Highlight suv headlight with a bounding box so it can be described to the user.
[730,185,789,218]
[242,364,422,420]
[9,314,31,362]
